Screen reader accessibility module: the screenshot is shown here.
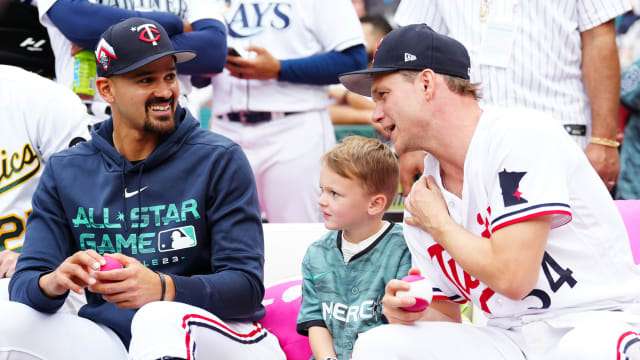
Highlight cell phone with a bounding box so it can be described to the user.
[227,47,248,58]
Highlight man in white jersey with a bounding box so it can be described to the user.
[35,0,227,121]
[393,0,628,193]
[339,24,640,360]
[208,0,368,222]
[0,64,90,280]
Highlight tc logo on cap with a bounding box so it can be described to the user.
[134,23,161,46]
[95,38,117,72]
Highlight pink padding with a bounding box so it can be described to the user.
[261,278,312,360]
[615,200,640,265]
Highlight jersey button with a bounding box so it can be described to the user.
[351,287,359,295]
[347,342,353,350]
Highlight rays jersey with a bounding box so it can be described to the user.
[0,65,90,252]
[404,106,640,329]
[297,223,411,360]
[211,0,365,115]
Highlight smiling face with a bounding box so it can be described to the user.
[371,71,427,156]
[318,165,375,232]
[106,56,179,135]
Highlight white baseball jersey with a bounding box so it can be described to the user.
[210,0,365,115]
[404,106,640,329]
[36,0,222,119]
[0,65,90,251]
[394,0,630,148]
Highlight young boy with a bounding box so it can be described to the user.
[296,136,411,360]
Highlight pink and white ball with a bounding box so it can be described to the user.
[396,275,433,312]
[100,255,123,272]
[99,255,123,283]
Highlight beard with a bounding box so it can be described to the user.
[143,96,176,135]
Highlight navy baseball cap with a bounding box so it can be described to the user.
[94,17,196,77]
[340,23,471,96]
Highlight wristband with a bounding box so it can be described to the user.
[589,136,620,148]
[154,271,166,301]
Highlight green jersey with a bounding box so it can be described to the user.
[297,223,411,360]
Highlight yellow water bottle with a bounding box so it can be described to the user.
[73,50,96,100]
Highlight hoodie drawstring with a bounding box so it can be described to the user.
[120,162,128,232]
[136,164,144,239]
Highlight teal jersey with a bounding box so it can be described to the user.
[297,223,411,360]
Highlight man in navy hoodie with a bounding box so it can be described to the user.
[0,18,285,360]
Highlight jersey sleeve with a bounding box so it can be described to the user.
[306,0,364,52]
[296,246,327,336]
[171,143,265,320]
[9,160,75,313]
[392,239,413,282]
[33,80,91,162]
[484,114,573,233]
[576,0,630,31]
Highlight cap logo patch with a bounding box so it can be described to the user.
[95,38,117,71]
[404,53,417,62]
[133,24,161,46]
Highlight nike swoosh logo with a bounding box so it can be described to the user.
[124,186,148,198]
[312,271,331,281]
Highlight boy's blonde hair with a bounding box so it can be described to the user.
[322,136,399,211]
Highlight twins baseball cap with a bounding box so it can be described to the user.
[94,17,196,77]
[339,23,471,96]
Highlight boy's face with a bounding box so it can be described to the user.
[318,165,374,231]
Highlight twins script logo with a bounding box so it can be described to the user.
[134,24,161,46]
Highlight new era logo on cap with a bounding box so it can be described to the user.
[95,17,196,77]
[339,23,471,96]
[404,53,417,62]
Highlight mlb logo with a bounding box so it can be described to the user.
[158,226,197,252]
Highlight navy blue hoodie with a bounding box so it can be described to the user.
[10,106,266,347]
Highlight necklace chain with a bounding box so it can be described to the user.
[112,131,121,153]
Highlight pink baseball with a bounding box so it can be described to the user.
[397,274,434,312]
[100,255,123,272]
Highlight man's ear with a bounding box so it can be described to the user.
[96,77,115,104]
[419,69,435,99]
[368,193,387,216]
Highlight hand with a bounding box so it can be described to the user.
[39,250,105,297]
[0,250,19,278]
[328,86,347,101]
[584,143,620,191]
[225,46,281,80]
[404,176,454,238]
[89,253,165,309]
[182,18,193,33]
[382,269,427,324]
[399,151,426,196]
